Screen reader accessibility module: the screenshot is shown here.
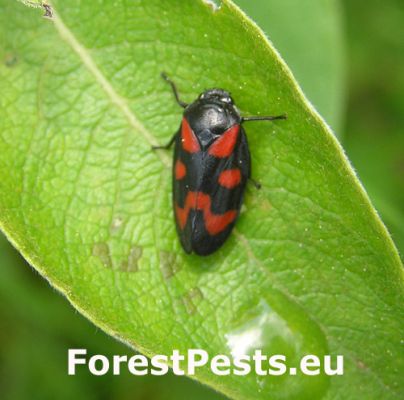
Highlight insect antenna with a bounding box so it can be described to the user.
[242,114,287,122]
[161,72,188,108]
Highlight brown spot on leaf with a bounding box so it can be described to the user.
[260,198,272,212]
[182,287,203,315]
[92,242,112,268]
[120,246,142,272]
[356,360,367,370]
[160,251,181,280]
[4,54,18,67]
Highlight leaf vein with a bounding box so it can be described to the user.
[52,9,170,168]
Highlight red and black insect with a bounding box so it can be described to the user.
[154,73,286,256]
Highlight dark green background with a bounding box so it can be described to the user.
[1,1,402,399]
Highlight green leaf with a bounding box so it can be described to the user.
[0,1,402,399]
[0,235,225,400]
[234,0,346,135]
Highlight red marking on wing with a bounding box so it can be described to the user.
[218,169,241,189]
[181,117,200,153]
[208,124,240,158]
[205,208,237,235]
[175,159,186,180]
[175,192,198,229]
[175,191,237,235]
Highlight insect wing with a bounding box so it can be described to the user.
[172,119,203,253]
[173,121,250,255]
[189,125,250,255]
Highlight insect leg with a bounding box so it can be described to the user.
[242,114,287,122]
[248,177,262,190]
[161,72,188,108]
[152,132,177,150]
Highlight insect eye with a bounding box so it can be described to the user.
[221,97,231,103]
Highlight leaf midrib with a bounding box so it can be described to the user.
[52,8,171,168]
